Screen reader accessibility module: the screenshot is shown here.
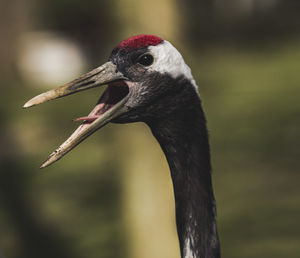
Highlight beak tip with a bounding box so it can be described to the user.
[23,94,45,109]
[40,163,47,169]
[40,159,52,169]
[23,101,33,109]
[40,150,62,168]
[23,90,57,109]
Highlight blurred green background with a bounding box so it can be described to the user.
[0,0,299,258]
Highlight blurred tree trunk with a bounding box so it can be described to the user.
[117,124,180,258]
[115,0,179,42]
[0,0,31,82]
[114,1,181,257]
[0,1,79,257]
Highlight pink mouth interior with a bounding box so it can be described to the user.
[73,81,129,124]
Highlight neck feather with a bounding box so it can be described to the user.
[147,91,220,258]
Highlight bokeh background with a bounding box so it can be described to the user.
[0,0,300,257]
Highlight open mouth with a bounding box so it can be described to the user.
[23,61,131,168]
[73,81,129,124]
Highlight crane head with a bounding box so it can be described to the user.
[23,34,197,168]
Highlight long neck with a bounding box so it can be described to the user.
[147,94,220,258]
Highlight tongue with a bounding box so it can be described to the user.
[73,83,124,124]
[73,101,106,124]
[73,115,100,122]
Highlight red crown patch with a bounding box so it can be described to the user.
[118,34,163,49]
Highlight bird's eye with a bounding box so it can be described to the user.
[137,54,154,66]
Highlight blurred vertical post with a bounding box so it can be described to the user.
[115,0,179,42]
[0,0,31,81]
[114,1,181,257]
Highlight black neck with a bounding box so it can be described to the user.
[147,92,220,258]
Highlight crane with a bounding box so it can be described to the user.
[24,34,221,258]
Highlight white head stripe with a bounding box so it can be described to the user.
[148,41,198,92]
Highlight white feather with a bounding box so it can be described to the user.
[184,237,196,258]
[148,41,198,92]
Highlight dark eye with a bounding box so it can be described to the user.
[137,54,154,66]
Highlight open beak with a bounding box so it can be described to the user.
[24,61,130,168]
